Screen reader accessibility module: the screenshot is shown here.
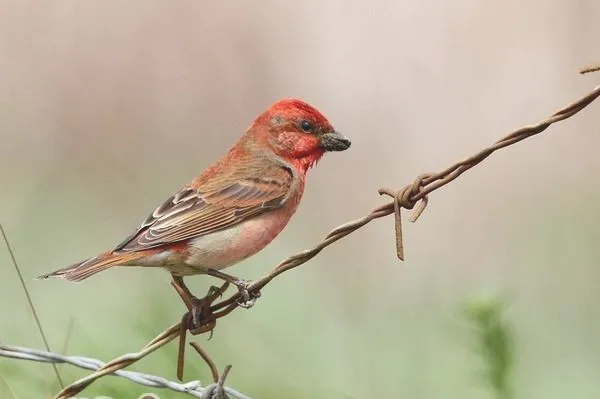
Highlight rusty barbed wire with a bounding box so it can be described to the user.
[25,82,600,398]
[0,344,249,398]
[54,323,180,398]
[580,64,600,74]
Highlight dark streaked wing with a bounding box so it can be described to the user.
[113,161,294,252]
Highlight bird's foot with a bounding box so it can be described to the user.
[206,281,230,302]
[231,278,261,308]
[187,298,212,333]
[205,269,261,309]
[188,281,229,334]
[172,276,229,335]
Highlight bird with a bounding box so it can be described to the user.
[38,98,351,312]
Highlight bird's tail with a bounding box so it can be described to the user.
[36,251,144,282]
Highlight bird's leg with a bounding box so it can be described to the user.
[172,277,230,381]
[171,275,228,333]
[172,275,228,304]
[172,275,196,302]
[204,269,260,309]
[171,275,207,330]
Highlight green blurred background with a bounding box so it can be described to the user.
[1,1,600,398]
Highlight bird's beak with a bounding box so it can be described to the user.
[320,131,351,152]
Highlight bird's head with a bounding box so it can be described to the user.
[250,98,351,171]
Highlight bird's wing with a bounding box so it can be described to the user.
[113,158,296,252]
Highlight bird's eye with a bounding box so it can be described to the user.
[299,120,314,133]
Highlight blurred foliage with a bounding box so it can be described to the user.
[464,295,514,399]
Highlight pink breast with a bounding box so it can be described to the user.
[185,195,301,271]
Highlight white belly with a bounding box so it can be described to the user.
[177,206,294,275]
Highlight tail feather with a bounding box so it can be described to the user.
[37,251,144,282]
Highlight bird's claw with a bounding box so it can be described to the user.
[206,281,230,302]
[232,279,261,308]
[172,279,228,335]
[207,285,222,298]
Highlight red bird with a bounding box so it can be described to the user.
[38,98,350,307]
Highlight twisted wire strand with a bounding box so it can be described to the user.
[0,344,250,399]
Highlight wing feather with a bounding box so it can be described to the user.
[113,158,295,252]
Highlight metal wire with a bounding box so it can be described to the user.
[581,64,600,74]
[0,344,250,399]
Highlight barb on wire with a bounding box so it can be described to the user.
[190,342,234,399]
[0,344,249,399]
[190,342,220,384]
[580,64,600,74]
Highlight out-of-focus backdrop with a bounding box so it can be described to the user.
[1,1,600,398]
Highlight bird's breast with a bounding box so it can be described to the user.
[184,189,303,273]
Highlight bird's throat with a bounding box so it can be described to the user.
[294,151,324,173]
